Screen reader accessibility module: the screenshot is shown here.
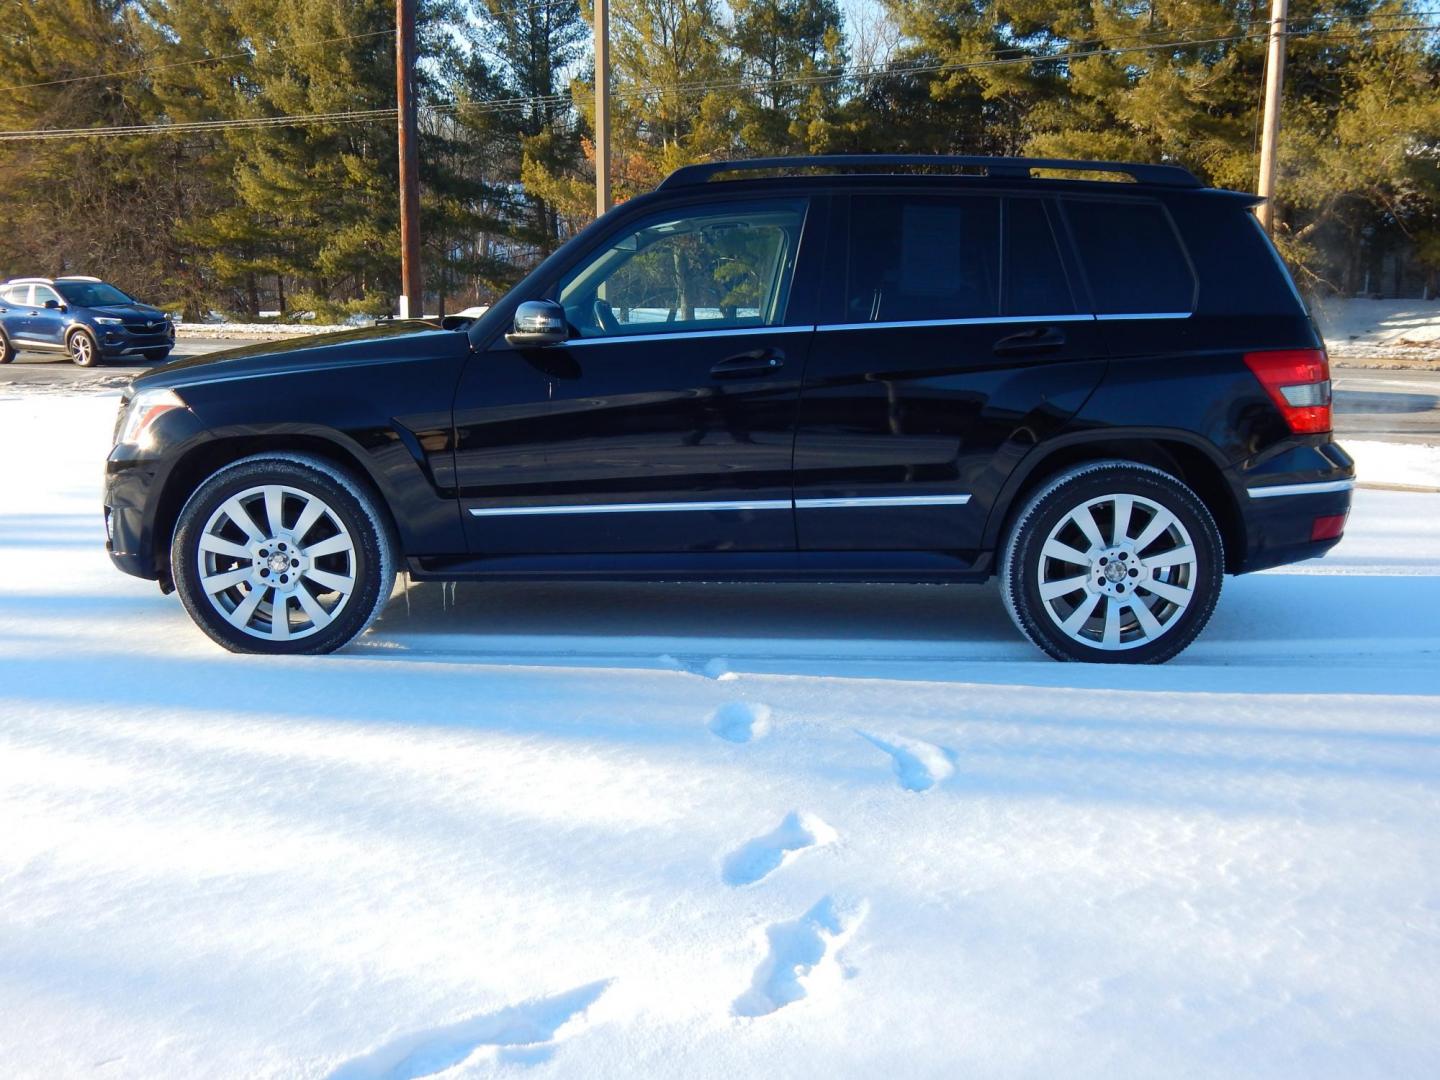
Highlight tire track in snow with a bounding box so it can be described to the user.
[722,811,837,887]
[326,980,610,1079]
[857,730,956,792]
[733,897,866,1018]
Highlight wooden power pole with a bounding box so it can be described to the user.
[396,0,423,318]
[1256,0,1288,234]
[594,0,612,219]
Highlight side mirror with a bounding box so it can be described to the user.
[44,299,62,311]
[505,300,568,348]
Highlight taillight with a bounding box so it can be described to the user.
[1243,349,1332,434]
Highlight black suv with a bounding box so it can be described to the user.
[104,155,1352,663]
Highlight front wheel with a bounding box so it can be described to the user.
[172,454,396,654]
[1001,461,1224,664]
[68,329,99,366]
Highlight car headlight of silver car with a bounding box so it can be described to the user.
[116,388,186,450]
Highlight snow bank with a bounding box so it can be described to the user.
[2,394,1440,1078]
[1314,297,1440,348]
[174,321,343,339]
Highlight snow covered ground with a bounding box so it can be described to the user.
[3,395,1440,1079]
[1314,298,1440,365]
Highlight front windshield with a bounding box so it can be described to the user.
[55,281,135,307]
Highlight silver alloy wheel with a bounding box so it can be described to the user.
[69,332,94,365]
[1037,493,1198,651]
[196,483,357,641]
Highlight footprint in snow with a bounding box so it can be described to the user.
[733,896,866,1018]
[858,730,955,792]
[722,811,837,887]
[708,702,772,743]
[326,980,610,1080]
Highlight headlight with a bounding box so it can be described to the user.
[117,388,186,449]
[94,316,124,326]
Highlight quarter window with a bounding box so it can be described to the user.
[558,199,806,338]
[846,195,1000,322]
[1062,200,1196,315]
[3,285,32,305]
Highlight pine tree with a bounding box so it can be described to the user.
[729,0,847,154]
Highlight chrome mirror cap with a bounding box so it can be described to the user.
[505,300,568,347]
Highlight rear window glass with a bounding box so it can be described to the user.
[1004,199,1074,316]
[1062,200,1196,315]
[846,195,1000,322]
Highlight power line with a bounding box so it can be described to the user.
[1,20,1435,142]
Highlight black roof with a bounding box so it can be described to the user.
[658,154,1202,191]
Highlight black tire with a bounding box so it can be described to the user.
[0,330,13,364]
[143,348,172,362]
[172,453,396,655]
[67,328,99,367]
[1001,460,1224,664]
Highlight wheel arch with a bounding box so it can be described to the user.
[985,431,1246,573]
[151,432,403,585]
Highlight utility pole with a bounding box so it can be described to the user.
[1256,0,1288,234]
[396,0,423,318]
[594,0,612,219]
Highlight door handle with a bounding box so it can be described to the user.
[993,326,1066,356]
[710,348,785,379]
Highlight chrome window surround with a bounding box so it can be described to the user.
[555,311,1194,345]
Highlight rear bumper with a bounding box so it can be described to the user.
[1231,440,1354,573]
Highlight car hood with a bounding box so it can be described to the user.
[89,303,166,319]
[132,321,471,391]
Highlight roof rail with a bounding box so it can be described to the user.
[657,154,1202,190]
[55,275,102,282]
[5,276,55,285]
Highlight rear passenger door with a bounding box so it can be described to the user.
[1,285,35,342]
[29,284,68,346]
[792,191,1108,553]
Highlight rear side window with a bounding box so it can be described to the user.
[1063,200,1196,315]
[846,195,1000,322]
[1004,199,1075,316]
[2,285,30,305]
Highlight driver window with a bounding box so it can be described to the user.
[34,286,61,307]
[558,199,806,339]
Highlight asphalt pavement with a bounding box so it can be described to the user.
[1,336,1436,442]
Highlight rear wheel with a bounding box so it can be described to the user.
[1001,460,1223,664]
[172,454,396,654]
[68,328,99,367]
[0,330,12,364]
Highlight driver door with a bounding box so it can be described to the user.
[453,196,821,556]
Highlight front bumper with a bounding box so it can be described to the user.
[96,324,174,358]
[103,404,204,583]
[105,452,163,579]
